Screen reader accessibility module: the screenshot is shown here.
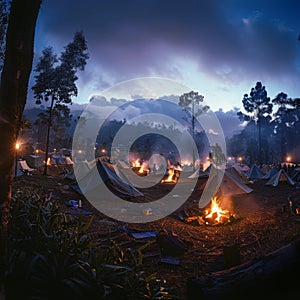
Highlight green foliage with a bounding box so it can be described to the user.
[2,188,175,299]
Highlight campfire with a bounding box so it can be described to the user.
[137,164,150,176]
[161,167,179,183]
[203,197,234,225]
[184,197,237,226]
[131,159,141,168]
[131,159,149,176]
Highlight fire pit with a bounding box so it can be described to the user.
[182,197,238,226]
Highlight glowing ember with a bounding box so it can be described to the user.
[204,197,232,225]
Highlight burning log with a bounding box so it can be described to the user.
[178,197,239,227]
[203,197,232,225]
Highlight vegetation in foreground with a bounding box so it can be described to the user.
[0,186,177,300]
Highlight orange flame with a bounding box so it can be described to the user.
[138,164,149,174]
[161,168,177,183]
[204,197,230,224]
[132,159,141,167]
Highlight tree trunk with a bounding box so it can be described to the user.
[0,0,41,260]
[43,96,54,175]
[258,118,261,164]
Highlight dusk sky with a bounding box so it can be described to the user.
[30,0,300,112]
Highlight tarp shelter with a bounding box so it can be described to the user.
[262,168,278,180]
[71,158,144,201]
[226,166,251,185]
[50,154,73,165]
[233,163,249,173]
[199,167,253,197]
[291,167,300,182]
[25,154,44,168]
[265,169,295,187]
[246,164,264,180]
[65,159,101,181]
[204,164,212,175]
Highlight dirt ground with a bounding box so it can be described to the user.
[13,165,300,299]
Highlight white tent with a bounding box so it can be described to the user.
[265,169,295,187]
[226,166,251,185]
[71,158,145,201]
[246,164,264,180]
[262,168,278,180]
[233,163,249,173]
[65,159,96,181]
[199,167,253,197]
[291,167,300,182]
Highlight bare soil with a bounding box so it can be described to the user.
[13,165,300,299]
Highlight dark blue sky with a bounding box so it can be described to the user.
[31,0,300,112]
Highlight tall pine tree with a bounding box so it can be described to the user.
[32,31,89,174]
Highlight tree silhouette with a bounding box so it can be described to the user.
[35,103,72,151]
[237,82,273,164]
[32,31,89,175]
[179,91,209,169]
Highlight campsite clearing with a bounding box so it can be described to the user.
[13,166,300,299]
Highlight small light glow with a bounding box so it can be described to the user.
[238,156,243,162]
[286,156,291,162]
[15,143,20,150]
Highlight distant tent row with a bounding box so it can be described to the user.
[291,168,300,182]
[196,162,296,190]
[48,155,73,165]
[71,158,144,201]
[265,169,295,187]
